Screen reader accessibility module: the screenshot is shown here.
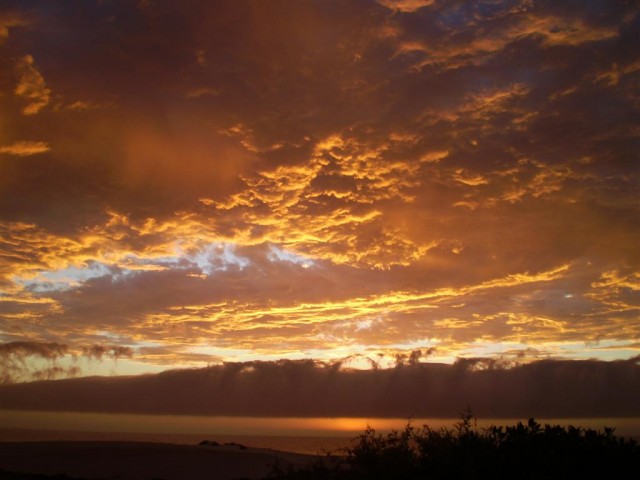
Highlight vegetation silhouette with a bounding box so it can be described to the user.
[265,410,640,480]
[0,412,638,480]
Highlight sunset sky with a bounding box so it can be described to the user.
[1,0,638,384]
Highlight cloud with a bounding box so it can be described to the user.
[0,211,637,371]
[80,345,133,361]
[0,341,68,358]
[59,100,115,112]
[0,358,638,418]
[378,0,434,13]
[0,341,133,384]
[521,14,620,47]
[0,10,30,46]
[0,0,637,378]
[0,141,50,156]
[14,55,51,115]
[0,341,71,384]
[185,86,219,99]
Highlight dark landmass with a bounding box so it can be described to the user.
[0,441,317,480]
[1,416,638,480]
[0,473,92,480]
[1,358,639,418]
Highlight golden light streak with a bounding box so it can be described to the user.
[129,264,574,354]
[0,141,50,156]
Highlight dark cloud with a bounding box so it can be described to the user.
[0,358,638,418]
[0,341,71,384]
[80,344,133,361]
[0,340,68,358]
[0,341,132,384]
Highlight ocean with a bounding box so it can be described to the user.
[1,410,639,455]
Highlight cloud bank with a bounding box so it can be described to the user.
[0,358,638,418]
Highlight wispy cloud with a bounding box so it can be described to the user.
[0,141,50,156]
[0,10,30,46]
[14,55,51,115]
[0,341,132,383]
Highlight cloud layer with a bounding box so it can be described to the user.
[1,358,638,418]
[0,0,638,381]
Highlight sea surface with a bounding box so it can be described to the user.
[1,410,639,455]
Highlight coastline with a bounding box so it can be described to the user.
[0,427,353,456]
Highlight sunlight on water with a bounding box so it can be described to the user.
[2,410,640,439]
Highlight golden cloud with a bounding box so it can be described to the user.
[0,141,50,156]
[14,55,51,115]
[378,0,435,13]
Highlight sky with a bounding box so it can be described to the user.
[0,0,639,385]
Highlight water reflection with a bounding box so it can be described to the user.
[2,410,639,438]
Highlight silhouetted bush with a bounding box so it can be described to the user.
[265,411,640,479]
[198,439,220,446]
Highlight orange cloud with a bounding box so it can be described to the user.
[378,0,434,13]
[14,55,51,115]
[0,11,30,46]
[0,140,50,156]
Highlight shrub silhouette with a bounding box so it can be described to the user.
[265,411,640,479]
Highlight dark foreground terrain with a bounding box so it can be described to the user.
[267,414,640,480]
[1,416,638,480]
[0,441,316,480]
